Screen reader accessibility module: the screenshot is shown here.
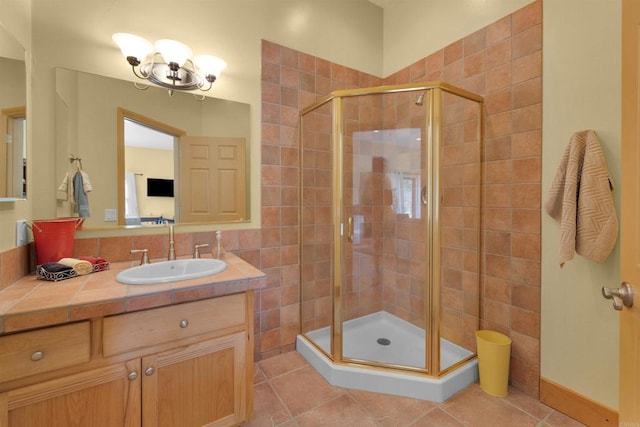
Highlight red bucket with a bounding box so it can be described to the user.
[31,218,84,264]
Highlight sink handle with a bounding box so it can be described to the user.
[193,243,209,259]
[131,249,149,265]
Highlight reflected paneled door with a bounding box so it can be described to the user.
[179,136,247,223]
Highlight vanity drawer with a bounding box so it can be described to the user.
[0,321,91,383]
[102,293,247,357]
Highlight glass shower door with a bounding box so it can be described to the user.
[340,91,428,370]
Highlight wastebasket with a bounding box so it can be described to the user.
[31,218,83,264]
[476,330,511,397]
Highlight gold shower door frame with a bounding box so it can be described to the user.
[299,81,484,378]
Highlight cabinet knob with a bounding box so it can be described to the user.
[31,351,44,361]
[145,367,155,376]
[180,319,189,328]
[128,371,138,381]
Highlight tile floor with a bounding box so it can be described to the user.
[245,351,586,427]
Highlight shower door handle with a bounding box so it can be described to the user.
[347,216,354,243]
[421,186,427,206]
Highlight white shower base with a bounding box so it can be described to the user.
[296,311,478,403]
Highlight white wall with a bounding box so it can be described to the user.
[125,147,174,220]
[380,0,532,75]
[541,0,621,409]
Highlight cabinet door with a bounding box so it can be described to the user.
[0,359,141,427]
[142,332,248,427]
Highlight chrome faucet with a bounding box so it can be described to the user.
[165,220,176,260]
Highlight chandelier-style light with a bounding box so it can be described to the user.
[112,33,227,95]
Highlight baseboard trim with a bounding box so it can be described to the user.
[540,377,618,427]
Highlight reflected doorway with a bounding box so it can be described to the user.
[124,119,177,225]
[1,107,26,199]
[117,108,185,226]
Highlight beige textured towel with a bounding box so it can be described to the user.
[58,257,93,275]
[544,130,618,266]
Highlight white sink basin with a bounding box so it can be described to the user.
[116,258,227,285]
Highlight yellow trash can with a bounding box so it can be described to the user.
[476,330,511,397]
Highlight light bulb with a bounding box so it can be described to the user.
[194,55,227,79]
[112,33,153,62]
[154,39,192,67]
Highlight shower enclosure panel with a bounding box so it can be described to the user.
[299,82,483,388]
[300,99,335,352]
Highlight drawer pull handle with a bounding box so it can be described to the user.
[180,319,189,328]
[128,371,138,381]
[145,367,155,376]
[31,351,44,361]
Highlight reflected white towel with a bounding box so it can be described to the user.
[57,172,72,201]
[58,170,91,200]
[124,172,140,219]
[80,170,92,192]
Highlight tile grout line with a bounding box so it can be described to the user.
[265,379,298,426]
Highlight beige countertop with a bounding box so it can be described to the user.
[0,253,265,335]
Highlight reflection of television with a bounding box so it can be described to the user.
[147,178,174,197]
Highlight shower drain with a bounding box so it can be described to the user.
[376,338,391,346]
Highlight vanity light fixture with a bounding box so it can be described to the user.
[112,33,227,96]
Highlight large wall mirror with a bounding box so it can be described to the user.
[55,68,250,229]
[0,26,26,202]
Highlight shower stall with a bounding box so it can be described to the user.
[297,82,484,402]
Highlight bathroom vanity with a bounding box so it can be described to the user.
[0,253,264,426]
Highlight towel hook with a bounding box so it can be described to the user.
[69,155,83,170]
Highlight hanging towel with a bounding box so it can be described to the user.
[57,172,72,201]
[544,130,618,266]
[80,170,93,193]
[124,172,140,220]
[73,171,90,218]
[58,170,92,202]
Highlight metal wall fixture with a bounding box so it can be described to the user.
[602,282,634,310]
[112,33,226,96]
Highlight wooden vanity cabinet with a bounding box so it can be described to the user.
[0,292,253,427]
[2,359,142,426]
[141,332,248,426]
